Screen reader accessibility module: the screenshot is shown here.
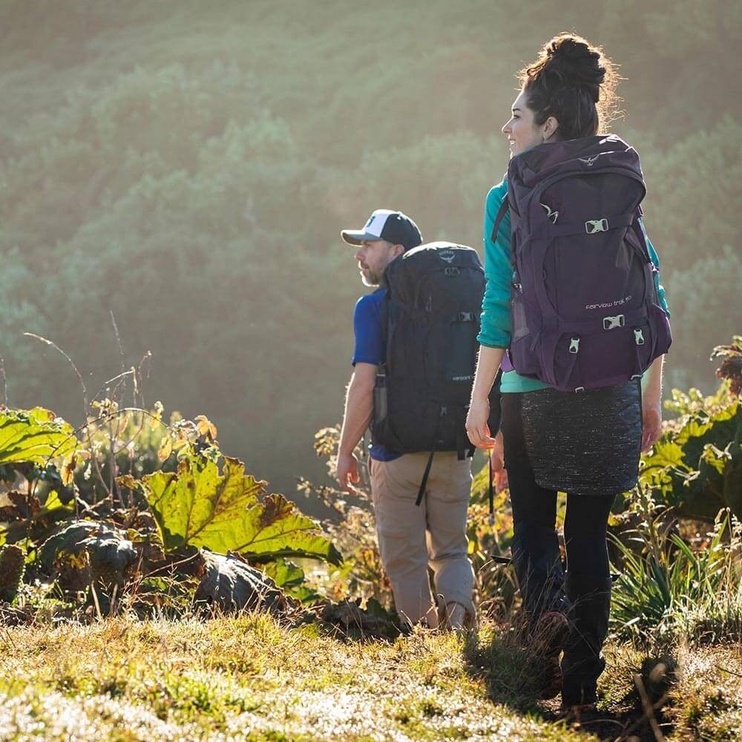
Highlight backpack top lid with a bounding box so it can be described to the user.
[401,240,476,256]
[384,241,484,308]
[509,134,643,193]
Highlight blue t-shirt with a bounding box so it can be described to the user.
[352,289,401,462]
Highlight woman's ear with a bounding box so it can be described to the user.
[542,116,559,141]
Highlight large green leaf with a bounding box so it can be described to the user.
[0,408,77,465]
[639,398,741,520]
[141,454,342,565]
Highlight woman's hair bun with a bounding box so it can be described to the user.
[518,32,622,138]
[544,34,606,94]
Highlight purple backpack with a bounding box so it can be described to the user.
[493,135,672,392]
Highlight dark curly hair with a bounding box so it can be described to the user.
[519,33,622,140]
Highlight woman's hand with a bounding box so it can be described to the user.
[490,432,508,491]
[641,355,665,452]
[466,345,506,449]
[641,394,662,452]
[466,397,496,449]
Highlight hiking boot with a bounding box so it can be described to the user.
[436,596,474,634]
[561,574,611,710]
[530,611,570,699]
[561,676,599,709]
[538,655,563,699]
[559,702,599,727]
[531,610,570,657]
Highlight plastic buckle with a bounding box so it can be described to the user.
[634,329,645,345]
[585,218,609,234]
[603,314,625,330]
[569,337,580,354]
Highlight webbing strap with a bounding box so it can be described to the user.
[490,196,510,244]
[455,406,475,461]
[546,212,634,238]
[415,446,436,507]
[488,457,494,518]
[560,343,582,391]
[415,409,442,507]
[554,307,648,335]
[415,407,473,506]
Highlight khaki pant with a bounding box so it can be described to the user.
[369,451,475,627]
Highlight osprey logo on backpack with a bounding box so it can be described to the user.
[493,135,672,392]
[541,203,559,224]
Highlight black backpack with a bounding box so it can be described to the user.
[372,241,499,502]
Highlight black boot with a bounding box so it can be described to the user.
[512,526,570,633]
[512,530,571,701]
[561,573,612,707]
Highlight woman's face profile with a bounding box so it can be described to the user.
[502,90,544,156]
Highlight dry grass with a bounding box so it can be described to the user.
[2,615,742,741]
[0,616,585,742]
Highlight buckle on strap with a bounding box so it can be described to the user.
[585,218,609,234]
[603,314,625,330]
[634,329,645,345]
[569,337,580,354]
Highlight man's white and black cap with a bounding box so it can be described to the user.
[341,209,423,251]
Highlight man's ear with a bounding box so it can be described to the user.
[391,244,405,259]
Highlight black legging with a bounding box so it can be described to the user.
[501,392,616,620]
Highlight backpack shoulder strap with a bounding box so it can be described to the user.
[377,287,390,367]
[490,195,510,245]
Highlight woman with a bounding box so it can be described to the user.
[466,33,670,712]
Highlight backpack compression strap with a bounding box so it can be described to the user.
[488,456,497,521]
[414,407,474,507]
[490,195,510,245]
[415,445,436,507]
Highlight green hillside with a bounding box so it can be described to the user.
[0,0,740,496]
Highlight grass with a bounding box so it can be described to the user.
[2,613,742,741]
[0,615,577,741]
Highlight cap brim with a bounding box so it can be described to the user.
[341,229,381,246]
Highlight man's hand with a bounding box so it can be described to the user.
[335,364,374,494]
[335,451,361,493]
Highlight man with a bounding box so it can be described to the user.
[335,208,475,630]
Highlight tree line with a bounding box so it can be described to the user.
[0,0,739,497]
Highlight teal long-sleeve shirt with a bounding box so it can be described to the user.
[478,179,671,394]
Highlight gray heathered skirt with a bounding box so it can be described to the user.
[521,380,642,497]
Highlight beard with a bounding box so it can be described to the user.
[360,267,381,287]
